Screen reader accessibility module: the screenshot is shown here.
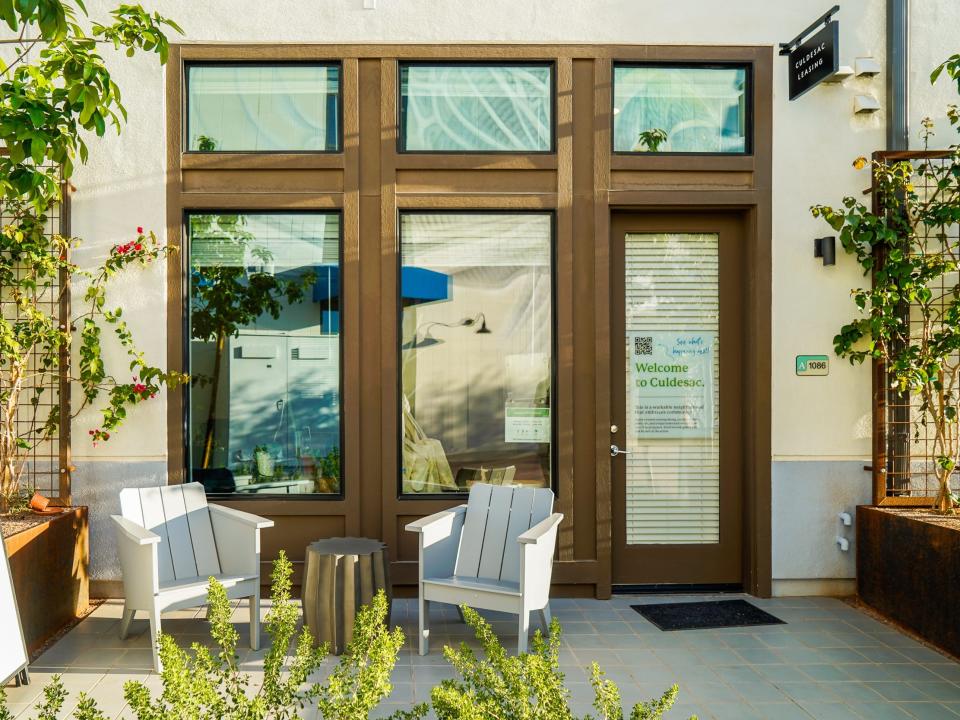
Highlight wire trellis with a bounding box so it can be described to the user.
[0,182,70,502]
[874,150,960,504]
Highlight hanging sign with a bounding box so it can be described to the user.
[780,6,840,101]
[628,332,714,439]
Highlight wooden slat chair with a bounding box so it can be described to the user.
[405,483,563,655]
[111,483,274,671]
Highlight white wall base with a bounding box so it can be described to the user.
[772,578,856,597]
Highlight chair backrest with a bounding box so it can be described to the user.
[454,483,553,584]
[119,483,221,583]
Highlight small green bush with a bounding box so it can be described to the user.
[431,606,695,720]
[0,552,418,720]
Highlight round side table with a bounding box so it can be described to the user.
[302,537,391,655]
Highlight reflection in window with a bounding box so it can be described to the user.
[613,65,749,153]
[399,64,552,152]
[399,213,553,494]
[188,213,341,495]
[187,64,340,152]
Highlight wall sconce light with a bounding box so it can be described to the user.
[854,94,881,114]
[855,57,882,77]
[823,65,854,83]
[815,236,836,266]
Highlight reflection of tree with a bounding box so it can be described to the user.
[190,214,315,468]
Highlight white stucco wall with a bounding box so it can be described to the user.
[51,0,960,588]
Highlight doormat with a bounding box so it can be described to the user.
[631,599,785,631]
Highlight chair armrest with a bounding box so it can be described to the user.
[111,515,160,605]
[208,503,275,530]
[406,505,467,581]
[209,504,272,578]
[112,515,161,546]
[519,514,563,609]
[404,505,467,533]
[518,513,564,545]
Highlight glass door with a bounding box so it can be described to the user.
[610,213,744,586]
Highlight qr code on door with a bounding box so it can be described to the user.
[634,336,653,356]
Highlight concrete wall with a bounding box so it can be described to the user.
[56,0,959,589]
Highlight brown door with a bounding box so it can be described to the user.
[610,212,744,586]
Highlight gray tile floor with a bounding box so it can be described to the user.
[3,594,960,719]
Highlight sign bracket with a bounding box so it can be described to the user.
[779,4,840,56]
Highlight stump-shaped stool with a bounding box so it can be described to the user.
[302,537,391,654]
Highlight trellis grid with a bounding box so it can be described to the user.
[0,182,71,503]
[872,149,960,506]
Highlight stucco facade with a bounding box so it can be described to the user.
[38,0,960,595]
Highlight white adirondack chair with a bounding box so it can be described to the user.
[405,483,562,655]
[111,483,274,671]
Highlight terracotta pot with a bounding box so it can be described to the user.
[29,491,50,512]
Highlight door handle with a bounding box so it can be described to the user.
[610,444,631,457]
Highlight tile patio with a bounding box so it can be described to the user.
[4,594,960,720]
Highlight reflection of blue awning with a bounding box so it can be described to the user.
[312,265,449,304]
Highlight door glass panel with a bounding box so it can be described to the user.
[187,212,342,495]
[624,233,719,543]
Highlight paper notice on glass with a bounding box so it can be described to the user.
[504,405,551,443]
[628,332,714,439]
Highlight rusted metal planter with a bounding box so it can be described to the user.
[3,507,89,656]
[857,505,960,659]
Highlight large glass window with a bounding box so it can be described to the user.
[187,213,342,496]
[399,64,553,152]
[187,64,341,152]
[613,65,749,154]
[399,212,553,494]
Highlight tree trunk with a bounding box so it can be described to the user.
[201,330,226,469]
[935,467,956,513]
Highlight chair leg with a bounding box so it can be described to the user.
[538,603,551,632]
[148,607,162,673]
[119,606,136,640]
[418,595,430,656]
[517,610,530,654]
[249,593,260,651]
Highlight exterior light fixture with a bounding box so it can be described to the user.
[815,236,836,266]
[823,65,854,83]
[854,94,881,113]
[854,57,882,77]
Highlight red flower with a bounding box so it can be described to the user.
[134,383,147,394]
[134,243,143,252]
[137,226,144,235]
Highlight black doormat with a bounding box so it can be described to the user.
[631,599,785,631]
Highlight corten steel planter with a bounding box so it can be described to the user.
[857,505,960,659]
[3,507,89,656]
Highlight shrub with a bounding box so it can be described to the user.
[431,606,695,720]
[0,553,420,720]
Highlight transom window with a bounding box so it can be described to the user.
[399,63,554,153]
[186,63,341,152]
[613,64,750,154]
